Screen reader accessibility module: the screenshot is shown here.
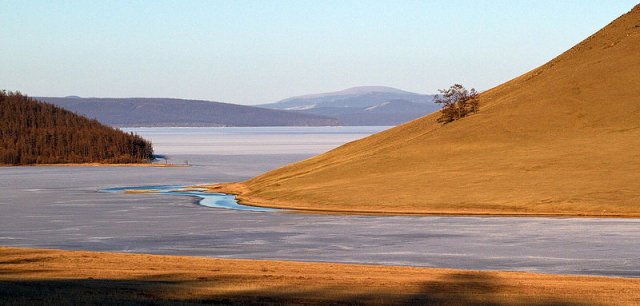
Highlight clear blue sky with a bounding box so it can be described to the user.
[1,1,637,104]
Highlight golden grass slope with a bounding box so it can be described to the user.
[2,247,639,305]
[213,5,640,216]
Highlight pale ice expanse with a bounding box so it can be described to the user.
[128,126,387,155]
[1,127,639,277]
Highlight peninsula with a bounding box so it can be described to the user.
[210,5,640,217]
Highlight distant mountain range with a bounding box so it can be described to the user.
[38,86,438,127]
[260,86,438,126]
[37,97,338,127]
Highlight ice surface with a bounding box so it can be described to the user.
[1,127,638,277]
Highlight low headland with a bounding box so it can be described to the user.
[200,183,640,218]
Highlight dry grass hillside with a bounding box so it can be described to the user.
[2,247,639,305]
[212,5,640,216]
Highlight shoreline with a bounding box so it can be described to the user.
[122,184,640,218]
[2,246,638,305]
[202,183,640,218]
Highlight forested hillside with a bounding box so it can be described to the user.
[0,91,153,165]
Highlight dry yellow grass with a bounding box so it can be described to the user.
[1,246,638,305]
[212,5,640,217]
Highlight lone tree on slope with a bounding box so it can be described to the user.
[434,84,479,124]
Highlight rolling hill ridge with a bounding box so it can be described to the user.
[38,97,339,127]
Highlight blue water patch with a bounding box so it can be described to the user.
[100,185,276,212]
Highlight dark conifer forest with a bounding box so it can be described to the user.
[0,91,153,165]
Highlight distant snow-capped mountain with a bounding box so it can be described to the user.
[260,86,438,126]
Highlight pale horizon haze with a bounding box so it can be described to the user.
[1,1,637,104]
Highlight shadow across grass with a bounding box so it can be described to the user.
[0,248,625,305]
[0,272,587,306]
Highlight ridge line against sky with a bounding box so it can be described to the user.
[1,1,637,105]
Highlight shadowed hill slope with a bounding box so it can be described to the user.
[214,5,640,216]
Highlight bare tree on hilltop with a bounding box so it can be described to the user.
[434,84,479,124]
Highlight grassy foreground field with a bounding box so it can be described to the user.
[1,247,638,305]
[209,5,640,217]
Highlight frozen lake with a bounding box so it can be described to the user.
[1,127,638,277]
[127,126,389,155]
